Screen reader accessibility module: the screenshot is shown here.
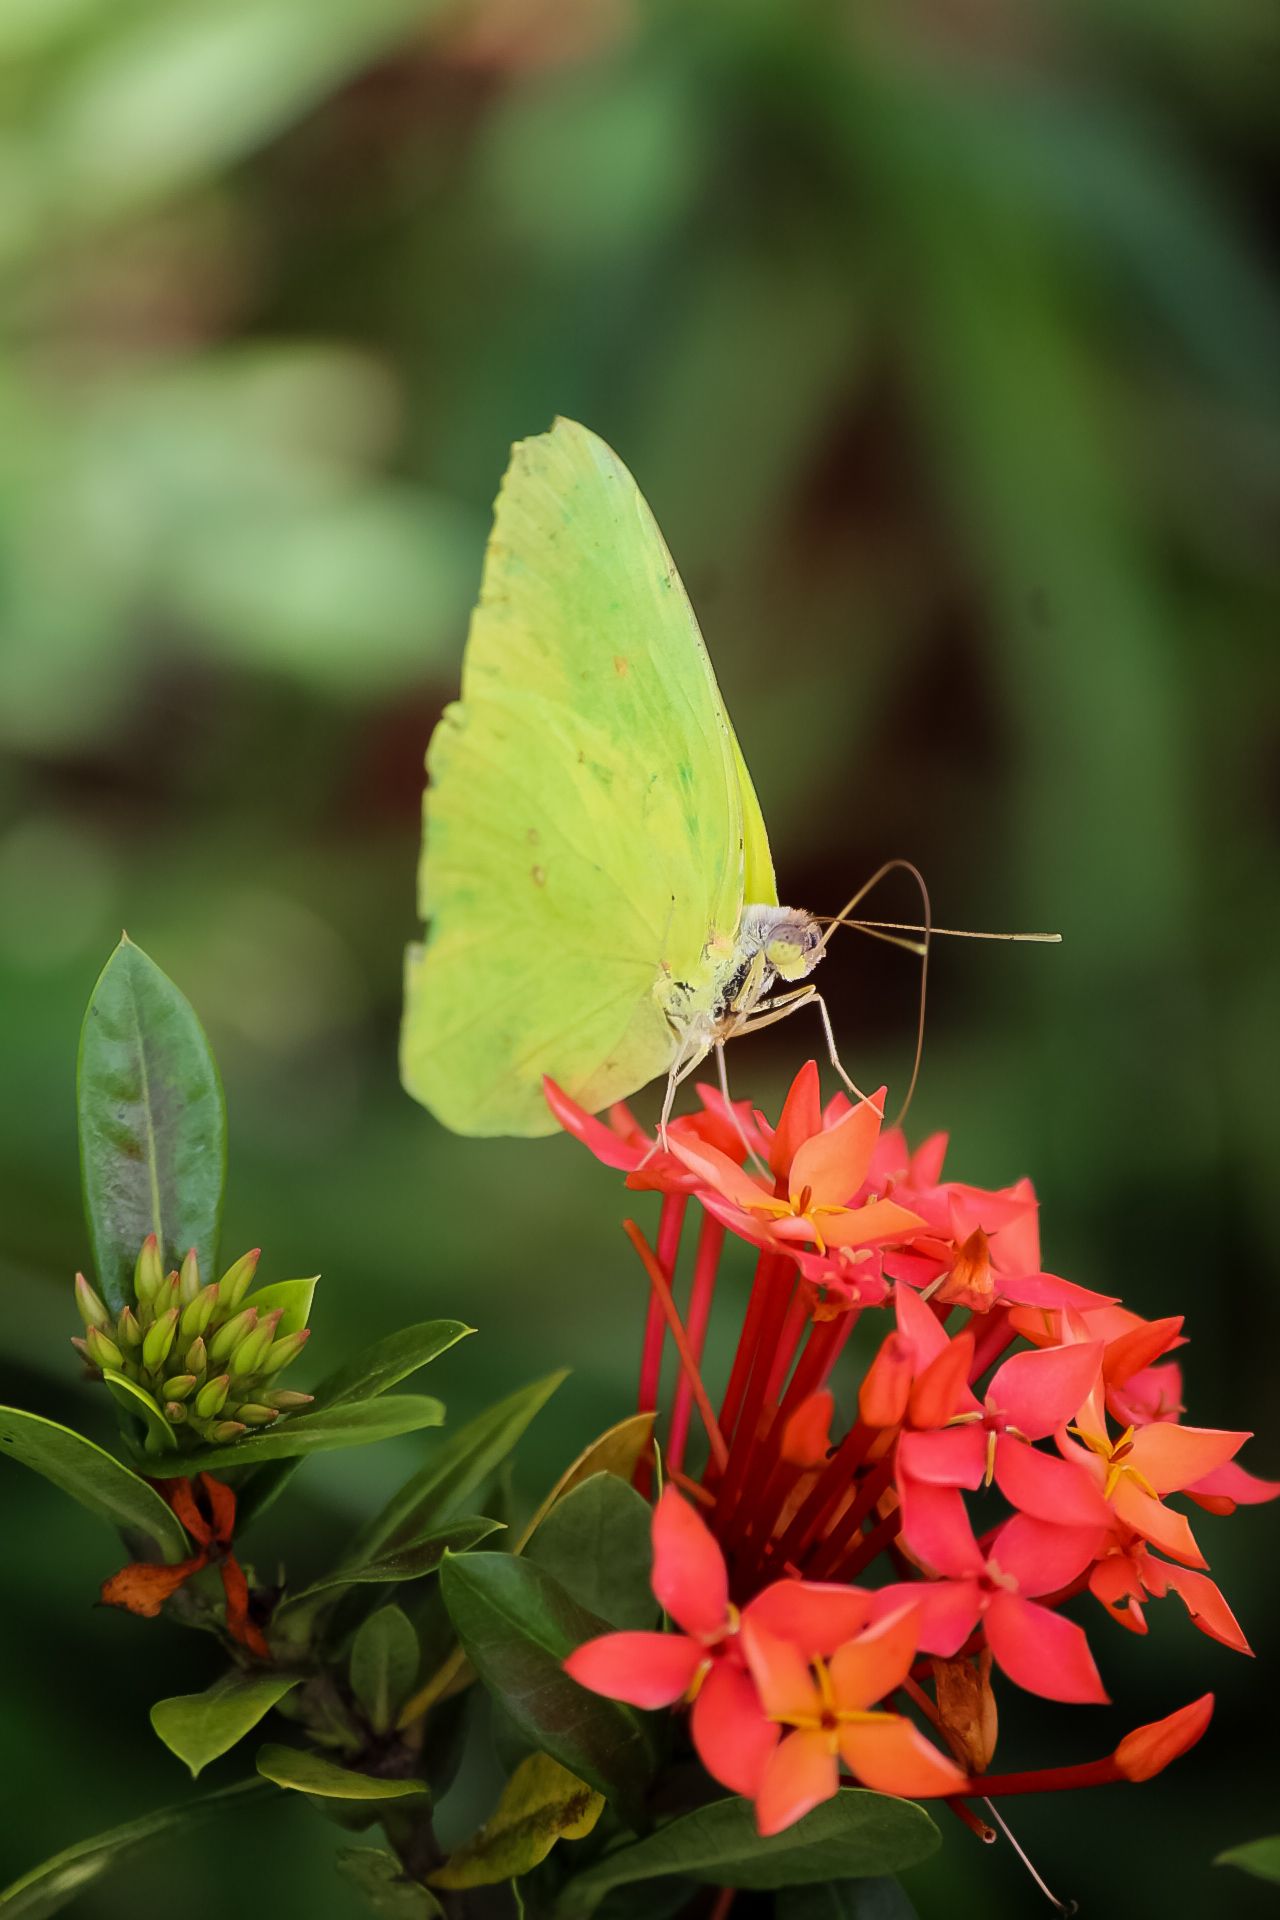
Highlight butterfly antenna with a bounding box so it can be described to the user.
[815,858,934,1129]
[982,1799,1078,1914]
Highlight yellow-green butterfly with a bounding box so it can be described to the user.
[401,417,831,1138]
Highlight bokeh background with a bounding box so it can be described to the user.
[2,1,1277,1914]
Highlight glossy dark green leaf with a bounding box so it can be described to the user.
[556,1792,939,1914]
[1217,1837,1280,1884]
[77,936,225,1314]
[0,1780,268,1919]
[314,1319,473,1407]
[256,1744,428,1801]
[779,1876,921,1918]
[441,1552,655,1817]
[335,1848,444,1919]
[245,1276,318,1336]
[348,1371,566,1562]
[526,1473,655,1631]
[275,1516,503,1634]
[151,1669,301,1778]
[0,1405,188,1562]
[349,1604,420,1734]
[168,1392,445,1474]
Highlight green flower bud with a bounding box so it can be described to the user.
[70,1335,90,1364]
[218,1249,261,1314]
[142,1307,179,1373]
[262,1389,314,1411]
[229,1310,281,1380]
[184,1336,208,1378]
[257,1327,310,1376]
[134,1235,164,1305]
[178,1249,201,1306]
[235,1404,279,1427]
[180,1281,220,1342]
[73,1273,113,1333]
[194,1373,231,1419]
[210,1420,247,1444]
[164,1401,188,1424]
[209,1306,258,1365]
[85,1325,124,1371]
[162,1373,198,1401]
[117,1306,145,1349]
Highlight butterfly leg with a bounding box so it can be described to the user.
[731,988,883,1114]
[713,1043,772,1178]
[653,1028,711,1155]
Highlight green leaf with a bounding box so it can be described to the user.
[516,1411,655,1551]
[1217,1837,1280,1884]
[77,935,226,1315]
[335,1848,444,1919]
[256,1743,428,1802]
[0,1405,188,1562]
[169,1393,445,1473]
[101,1368,178,1456]
[348,1371,566,1563]
[441,1552,655,1817]
[0,1780,268,1919]
[779,1878,920,1918]
[245,1276,318,1336]
[556,1792,940,1914]
[526,1474,655,1630]
[430,1752,603,1890]
[314,1319,474,1408]
[151,1669,301,1778]
[275,1516,503,1634]
[350,1605,420,1734]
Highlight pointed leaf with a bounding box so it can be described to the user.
[169,1393,445,1474]
[1217,1838,1280,1884]
[244,1277,318,1337]
[151,1670,301,1778]
[526,1474,656,1630]
[315,1319,474,1408]
[516,1411,656,1550]
[440,1552,655,1816]
[350,1605,420,1734]
[556,1792,940,1914]
[275,1517,503,1634]
[0,1781,268,1919]
[77,937,225,1314]
[102,1368,179,1456]
[349,1372,566,1563]
[0,1405,187,1562]
[335,1849,444,1919]
[256,1744,428,1801]
[430,1752,602,1890]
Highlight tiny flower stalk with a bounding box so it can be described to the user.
[70,1238,315,1451]
[551,1060,1277,1858]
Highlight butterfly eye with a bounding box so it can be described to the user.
[766,918,822,981]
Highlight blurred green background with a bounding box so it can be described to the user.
[2,0,1277,1913]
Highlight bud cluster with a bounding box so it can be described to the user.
[72,1238,313,1447]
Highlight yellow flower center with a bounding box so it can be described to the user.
[1069,1423,1158,1501]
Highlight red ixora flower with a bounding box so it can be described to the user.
[100,1472,269,1658]
[551,1057,1274,1851]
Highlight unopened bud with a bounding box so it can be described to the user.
[184,1336,208,1378]
[70,1335,91,1364]
[74,1273,113,1332]
[235,1404,280,1427]
[210,1420,247,1444]
[230,1310,282,1379]
[162,1373,198,1401]
[142,1307,179,1373]
[164,1401,188,1424]
[180,1282,220,1342]
[178,1249,202,1306]
[85,1326,124,1371]
[257,1327,309,1376]
[134,1235,164,1304]
[218,1249,260,1314]
[781,1391,835,1468]
[117,1306,145,1349]
[859,1332,914,1429]
[209,1306,258,1365]
[194,1374,231,1419]
[262,1389,314,1411]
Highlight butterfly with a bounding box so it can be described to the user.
[400,417,862,1138]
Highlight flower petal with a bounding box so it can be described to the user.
[991,1512,1106,1597]
[755,1729,839,1837]
[100,1555,205,1618]
[564,1631,703,1707]
[1128,1422,1249,1496]
[993,1437,1111,1529]
[690,1659,780,1796]
[543,1078,644,1170]
[871,1579,983,1657]
[1115,1694,1213,1781]
[828,1604,919,1712]
[747,1580,874,1656]
[652,1487,729,1640]
[894,1282,951,1367]
[1111,1479,1206,1568]
[899,1425,985,1488]
[984,1592,1108,1704]
[667,1134,774,1214]
[789,1090,885,1208]
[769,1061,824,1180]
[1159,1564,1252,1655]
[823,1198,925,1250]
[898,1478,986,1578]
[989,1343,1103,1440]
[837,1716,967,1798]
[741,1617,823,1721]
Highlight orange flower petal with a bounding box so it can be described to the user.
[789,1091,886,1210]
[838,1715,967,1798]
[100,1555,206,1618]
[755,1728,838,1837]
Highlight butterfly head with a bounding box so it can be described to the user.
[740,905,824,983]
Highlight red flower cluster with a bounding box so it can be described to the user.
[551,1062,1275,1838]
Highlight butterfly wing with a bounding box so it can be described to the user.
[401,417,760,1136]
